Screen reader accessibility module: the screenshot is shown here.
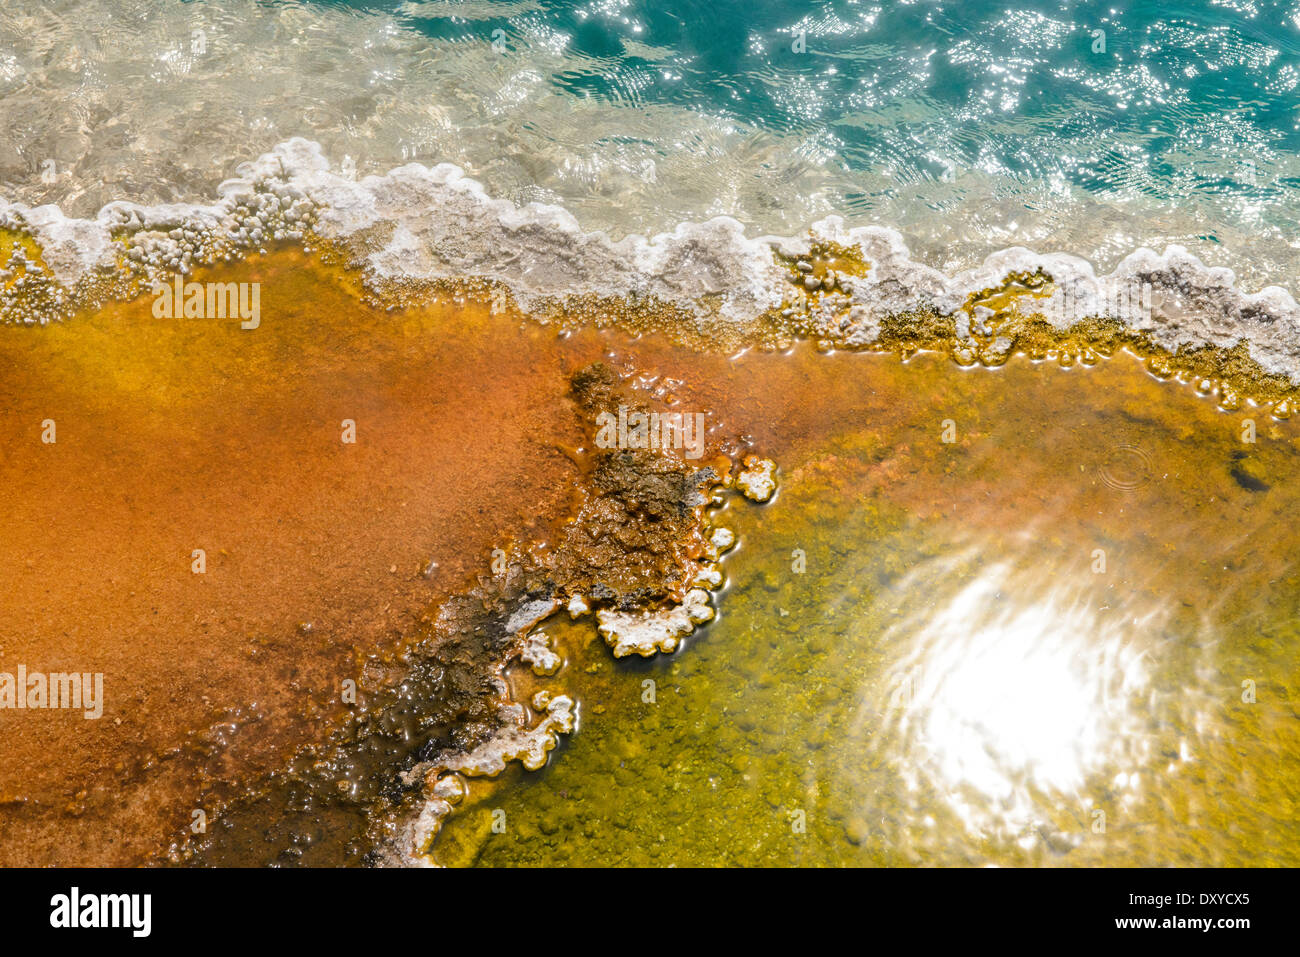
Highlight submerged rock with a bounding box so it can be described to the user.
[736,456,778,502]
[595,588,716,658]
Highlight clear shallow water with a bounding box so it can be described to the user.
[434,348,1300,867]
[1,0,1298,286]
[397,0,1300,191]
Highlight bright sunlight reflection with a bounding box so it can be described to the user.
[875,555,1162,844]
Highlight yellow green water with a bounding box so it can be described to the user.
[433,349,1300,867]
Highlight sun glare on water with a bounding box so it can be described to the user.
[870,552,1168,847]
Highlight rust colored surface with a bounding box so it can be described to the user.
[0,251,600,864]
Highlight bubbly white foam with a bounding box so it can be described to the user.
[2,0,1298,293]
[3,136,1300,380]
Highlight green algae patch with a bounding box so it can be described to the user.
[432,347,1300,867]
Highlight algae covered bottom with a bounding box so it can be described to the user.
[434,347,1300,868]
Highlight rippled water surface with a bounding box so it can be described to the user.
[2,0,1298,284]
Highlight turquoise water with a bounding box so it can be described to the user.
[372,0,1300,241]
[3,1,1298,285]
[389,0,1300,191]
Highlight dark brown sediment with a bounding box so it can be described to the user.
[0,250,593,864]
[180,359,736,866]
